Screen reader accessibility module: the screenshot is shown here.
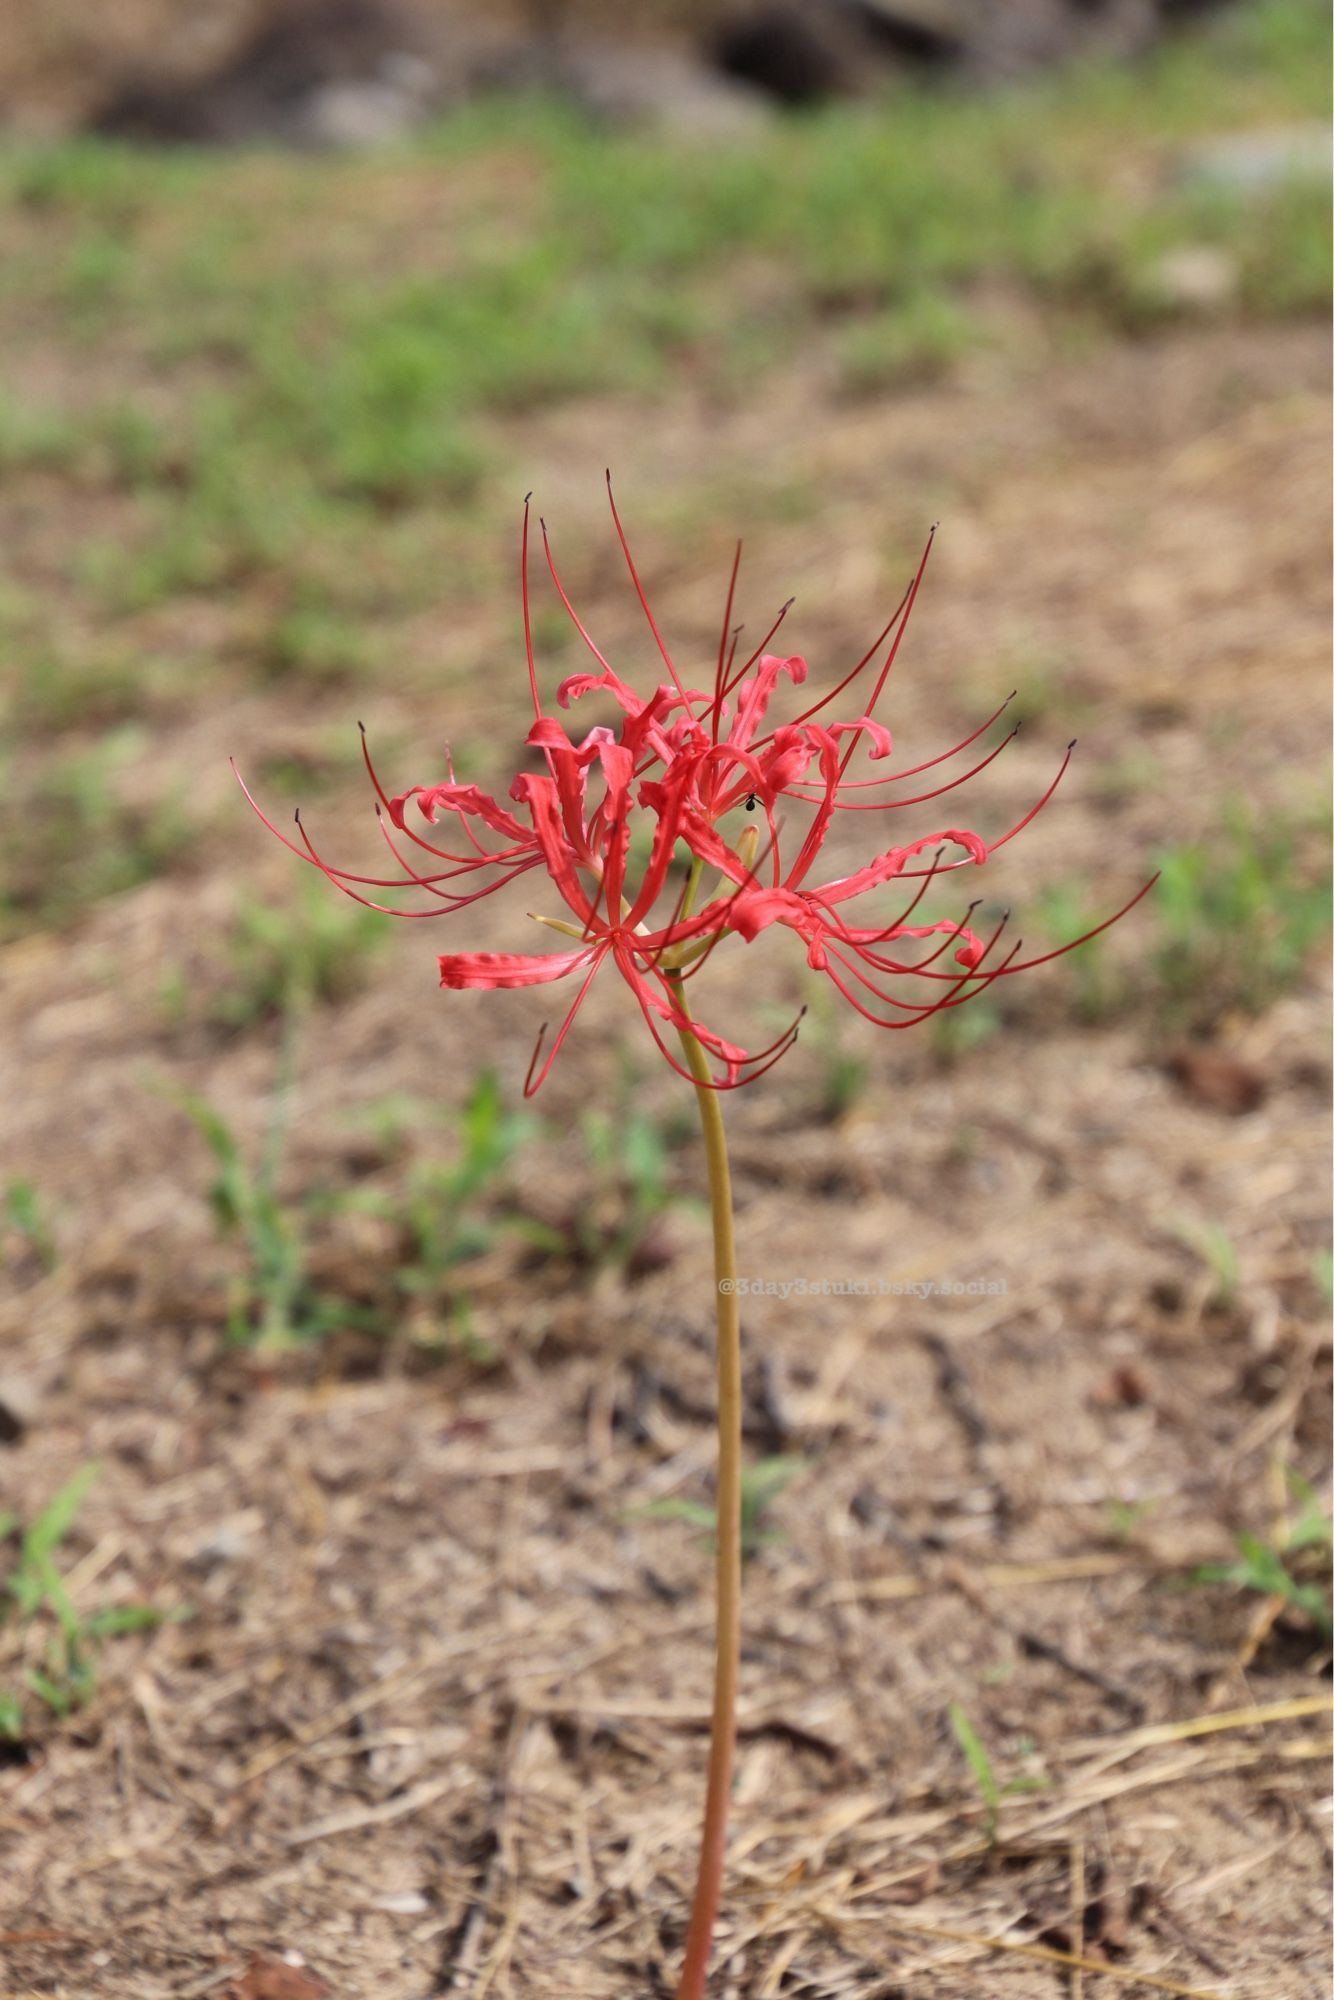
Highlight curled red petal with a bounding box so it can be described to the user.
[817,827,988,906]
[437,946,599,991]
[828,716,893,760]
[391,782,528,845]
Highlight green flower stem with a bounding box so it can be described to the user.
[667,967,742,2000]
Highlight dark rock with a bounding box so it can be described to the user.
[93,0,445,146]
[6,0,1262,143]
[841,0,970,67]
[713,3,882,103]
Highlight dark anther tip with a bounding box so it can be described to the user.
[374,802,383,818]
[293,808,302,824]
[1068,738,1078,750]
[357,719,366,732]
[523,490,532,504]
[539,516,548,532]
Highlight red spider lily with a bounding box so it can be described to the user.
[236,481,1153,1094]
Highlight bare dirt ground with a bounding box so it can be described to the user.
[1,318,1331,1998]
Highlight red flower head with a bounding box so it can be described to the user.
[237,480,1152,1094]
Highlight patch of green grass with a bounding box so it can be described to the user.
[179,1069,535,1354]
[1194,1471,1333,1642]
[1103,1495,1157,1544]
[208,876,390,1029]
[0,728,198,938]
[0,0,1320,783]
[0,396,81,475]
[833,290,974,398]
[797,984,869,1123]
[0,3,1323,638]
[1032,797,1331,1030]
[1151,804,1331,1027]
[947,1701,1049,1846]
[1,1465,185,1737]
[1173,1217,1241,1307]
[361,1072,535,1348]
[7,646,183,735]
[176,1079,348,1350]
[2,1180,56,1273]
[930,993,1002,1066]
[1090,747,1163,807]
[947,1701,1004,1844]
[344,1082,697,1324]
[637,1455,805,1564]
[1035,879,1119,1023]
[1314,1249,1334,1308]
[258,594,376,685]
[561,1102,687,1276]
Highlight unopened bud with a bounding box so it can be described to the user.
[527,910,586,940]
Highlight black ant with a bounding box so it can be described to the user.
[744,793,759,812]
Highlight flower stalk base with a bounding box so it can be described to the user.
[671,973,743,2000]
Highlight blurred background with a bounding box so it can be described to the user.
[1,5,1330,1997]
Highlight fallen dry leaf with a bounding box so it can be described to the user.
[1091,1363,1151,1408]
[1166,1044,1267,1115]
[232,1954,331,2000]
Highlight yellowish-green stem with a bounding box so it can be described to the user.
[667,968,742,2000]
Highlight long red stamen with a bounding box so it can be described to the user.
[716,599,795,711]
[541,517,617,679]
[750,575,917,753]
[605,471,693,716]
[711,542,743,744]
[522,493,541,721]
[836,527,935,778]
[789,725,1021,813]
[293,810,534,918]
[823,928,1022,1027]
[235,760,521,887]
[827,906,1012,1012]
[523,954,607,1096]
[864,905,982,972]
[892,742,1076,881]
[985,740,1077,855]
[357,728,514,866]
[849,904,985,977]
[372,809,529,904]
[823,849,953,946]
[813,690,1018,790]
[628,968,805,1091]
[986,873,1159,976]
